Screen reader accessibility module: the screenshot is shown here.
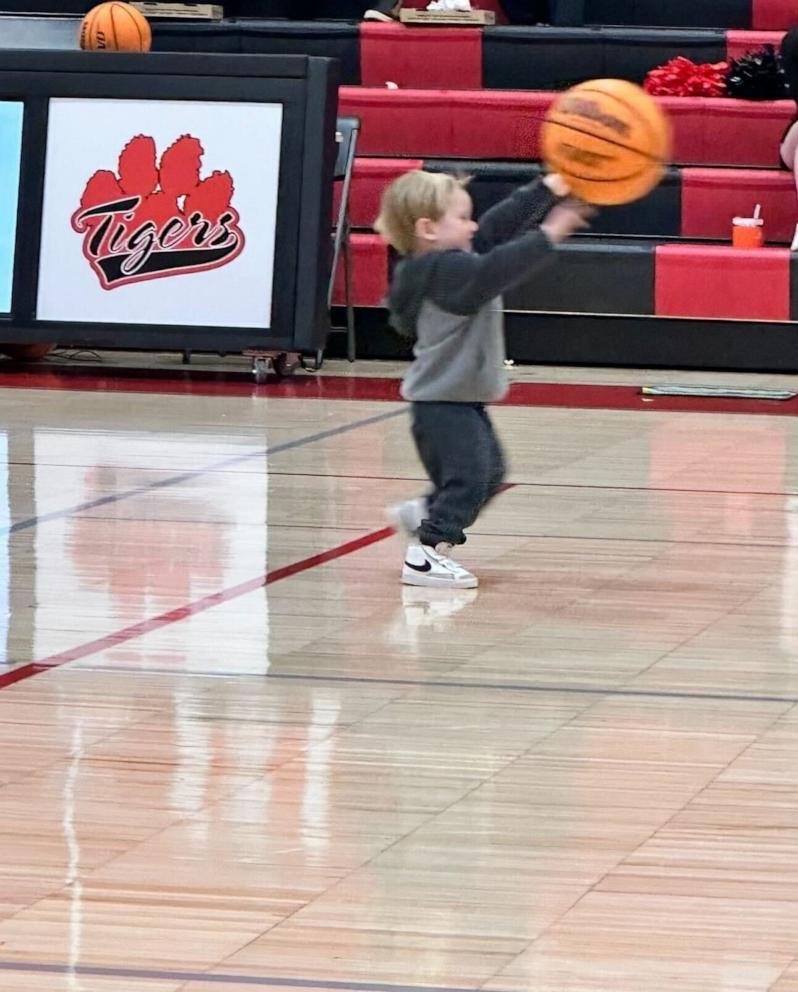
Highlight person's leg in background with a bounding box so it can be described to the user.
[363,0,402,21]
[780,120,798,219]
[779,28,798,215]
[497,0,550,23]
[499,0,586,25]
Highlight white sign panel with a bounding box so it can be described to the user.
[37,98,283,329]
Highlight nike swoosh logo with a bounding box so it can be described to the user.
[404,559,432,573]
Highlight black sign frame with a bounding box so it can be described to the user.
[0,50,338,354]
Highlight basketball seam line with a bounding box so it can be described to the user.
[570,84,662,153]
[544,118,664,165]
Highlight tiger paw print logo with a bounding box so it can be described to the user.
[72,134,245,290]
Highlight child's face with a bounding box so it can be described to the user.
[420,188,478,253]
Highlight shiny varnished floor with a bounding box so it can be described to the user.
[3,362,798,990]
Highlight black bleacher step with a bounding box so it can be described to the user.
[340,308,798,371]
[226,1,371,16]
[575,0,752,28]
[505,311,798,370]
[483,26,727,90]
[423,160,682,238]
[152,18,361,81]
[507,236,657,315]
[509,308,798,370]
[0,1,89,9]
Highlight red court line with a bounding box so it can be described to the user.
[0,664,47,689]
[1,367,797,416]
[1,527,394,690]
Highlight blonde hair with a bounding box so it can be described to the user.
[374,170,469,256]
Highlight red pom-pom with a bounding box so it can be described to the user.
[645,56,729,97]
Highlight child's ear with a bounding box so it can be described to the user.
[414,217,437,242]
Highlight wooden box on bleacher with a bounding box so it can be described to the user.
[131,3,224,20]
[399,9,496,25]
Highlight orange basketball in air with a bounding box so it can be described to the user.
[80,2,152,53]
[541,79,671,206]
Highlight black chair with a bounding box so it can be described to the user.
[325,115,360,364]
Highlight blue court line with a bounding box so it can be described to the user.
[0,962,501,992]
[2,408,405,536]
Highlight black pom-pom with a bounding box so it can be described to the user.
[725,45,789,100]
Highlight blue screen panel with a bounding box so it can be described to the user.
[0,102,24,314]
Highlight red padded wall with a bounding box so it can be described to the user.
[656,244,790,321]
[360,23,482,89]
[682,168,798,243]
[752,0,798,30]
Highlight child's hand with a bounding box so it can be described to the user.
[543,173,571,197]
[540,200,595,244]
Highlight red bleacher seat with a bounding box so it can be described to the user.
[701,98,793,167]
[658,96,793,167]
[334,158,422,230]
[726,29,784,60]
[681,168,798,242]
[655,244,790,320]
[338,88,794,165]
[332,234,388,308]
[340,88,459,157]
[338,87,551,158]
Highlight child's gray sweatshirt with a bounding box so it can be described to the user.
[388,180,559,404]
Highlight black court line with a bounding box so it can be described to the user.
[62,666,798,707]
[13,468,798,503]
[47,515,797,552]
[265,672,798,706]
[467,532,792,550]
[0,961,502,992]
[264,471,798,501]
[1,408,406,536]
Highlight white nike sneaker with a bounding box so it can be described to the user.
[402,542,478,589]
[386,497,427,538]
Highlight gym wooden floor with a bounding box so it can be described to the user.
[3,357,798,992]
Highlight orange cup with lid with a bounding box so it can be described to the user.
[732,215,764,248]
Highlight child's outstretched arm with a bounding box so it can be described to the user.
[427,199,592,316]
[473,174,571,253]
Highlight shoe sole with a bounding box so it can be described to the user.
[363,11,395,20]
[402,571,478,589]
